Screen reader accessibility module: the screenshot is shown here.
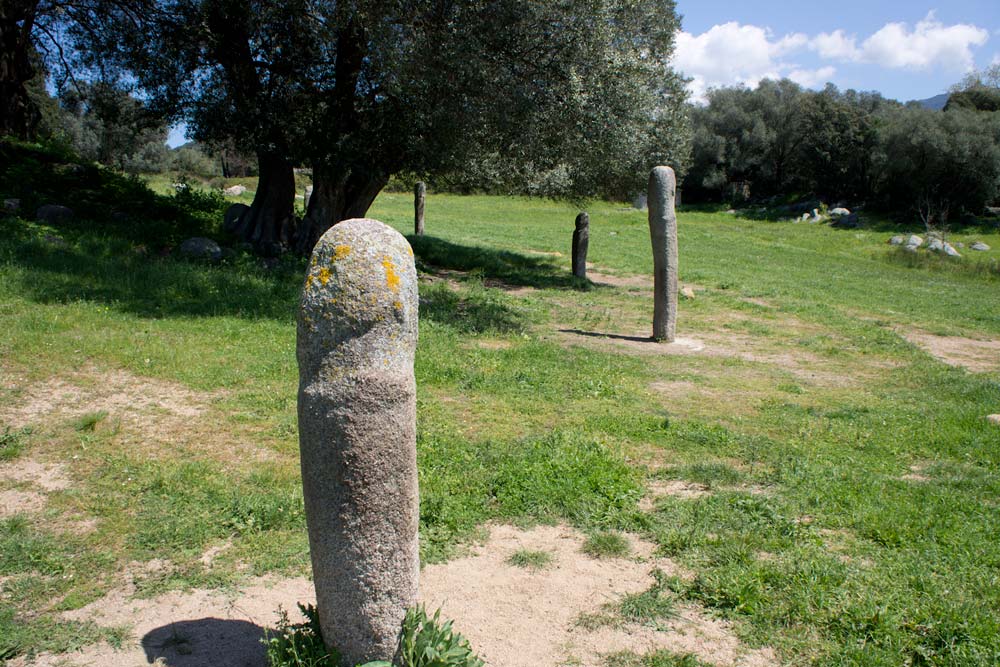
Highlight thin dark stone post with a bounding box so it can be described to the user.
[572,212,589,279]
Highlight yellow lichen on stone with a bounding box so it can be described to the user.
[393,300,403,310]
[305,274,315,289]
[318,267,332,286]
[383,255,401,292]
[333,245,351,261]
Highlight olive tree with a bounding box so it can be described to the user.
[112,0,689,254]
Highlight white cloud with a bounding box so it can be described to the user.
[993,53,1000,66]
[812,12,988,71]
[673,22,819,101]
[788,66,837,88]
[811,30,859,60]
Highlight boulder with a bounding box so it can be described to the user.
[3,198,20,214]
[907,235,924,248]
[830,213,860,228]
[178,237,222,262]
[36,204,74,224]
[927,238,945,252]
[830,207,851,216]
[223,203,250,234]
[889,235,906,246]
[223,184,247,196]
[680,286,696,300]
[987,414,1000,426]
[971,242,991,251]
[942,242,961,257]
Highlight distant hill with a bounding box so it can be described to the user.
[912,93,949,110]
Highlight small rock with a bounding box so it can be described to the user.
[953,242,965,249]
[903,244,919,253]
[830,207,851,216]
[889,235,906,245]
[36,204,74,224]
[726,209,737,215]
[680,286,696,300]
[907,235,924,248]
[178,237,222,262]
[801,213,810,222]
[971,242,990,251]
[942,242,961,257]
[3,198,20,214]
[987,414,1000,426]
[609,231,618,236]
[223,184,247,196]
[927,238,945,252]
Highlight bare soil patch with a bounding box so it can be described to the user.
[640,480,711,511]
[0,365,211,430]
[421,523,775,667]
[0,460,71,491]
[18,525,775,667]
[0,489,46,517]
[903,331,1000,373]
[0,364,274,464]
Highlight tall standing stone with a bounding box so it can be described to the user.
[648,166,678,342]
[414,181,426,236]
[297,218,420,666]
[572,212,589,279]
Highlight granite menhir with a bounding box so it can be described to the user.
[648,166,678,342]
[297,218,419,665]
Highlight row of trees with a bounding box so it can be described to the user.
[684,73,1000,227]
[3,0,691,255]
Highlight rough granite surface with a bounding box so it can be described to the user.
[648,166,678,342]
[414,182,426,236]
[297,218,419,666]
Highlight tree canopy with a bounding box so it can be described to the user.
[97,0,690,254]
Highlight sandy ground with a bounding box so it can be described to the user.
[10,524,776,667]
[903,331,1000,373]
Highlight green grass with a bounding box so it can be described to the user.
[582,531,632,559]
[506,549,554,570]
[2,141,1000,665]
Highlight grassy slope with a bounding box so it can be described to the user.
[1,146,999,665]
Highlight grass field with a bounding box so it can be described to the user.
[2,144,1000,666]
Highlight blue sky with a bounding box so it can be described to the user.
[673,1,999,102]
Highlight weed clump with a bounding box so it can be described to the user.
[582,531,630,559]
[505,549,554,570]
[264,604,483,667]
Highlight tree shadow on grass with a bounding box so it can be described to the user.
[408,234,588,291]
[142,618,267,667]
[1,220,303,321]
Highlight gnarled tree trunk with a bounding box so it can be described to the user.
[231,150,296,255]
[0,1,40,140]
[293,161,388,255]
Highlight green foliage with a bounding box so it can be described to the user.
[264,605,482,667]
[605,651,710,667]
[618,570,676,623]
[398,606,484,667]
[582,531,631,559]
[73,410,108,432]
[264,604,338,667]
[0,426,31,461]
[684,77,1000,221]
